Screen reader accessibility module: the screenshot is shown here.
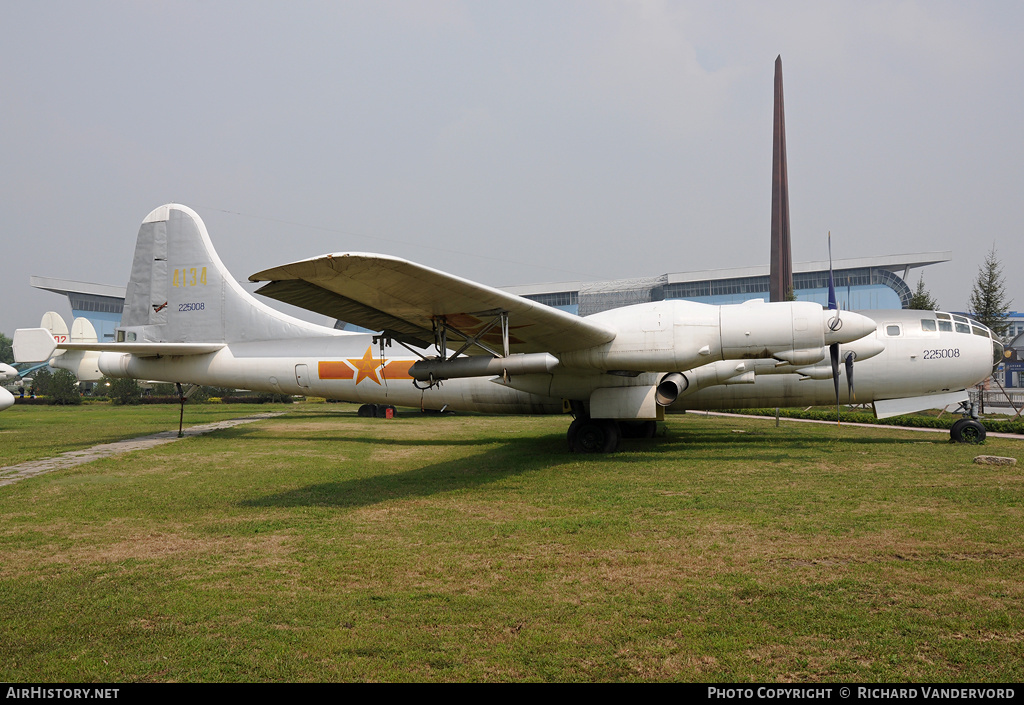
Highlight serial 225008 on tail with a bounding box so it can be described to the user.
[13,204,1000,449]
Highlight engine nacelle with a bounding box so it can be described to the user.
[97,352,133,379]
[51,350,103,382]
[557,299,876,374]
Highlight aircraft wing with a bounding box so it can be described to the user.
[249,252,616,354]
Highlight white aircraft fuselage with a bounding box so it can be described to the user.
[92,306,996,415]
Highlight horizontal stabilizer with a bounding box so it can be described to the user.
[250,252,616,355]
[13,328,57,363]
[13,326,223,363]
[57,342,225,358]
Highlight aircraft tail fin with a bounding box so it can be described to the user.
[39,312,68,357]
[65,318,103,380]
[71,317,98,344]
[121,204,331,345]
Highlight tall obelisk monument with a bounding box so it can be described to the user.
[769,55,793,302]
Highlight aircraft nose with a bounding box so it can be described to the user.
[822,309,877,345]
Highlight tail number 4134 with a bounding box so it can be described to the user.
[173,267,208,287]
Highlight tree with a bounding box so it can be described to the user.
[31,367,52,396]
[908,274,939,310]
[106,377,143,405]
[0,332,12,364]
[968,245,1013,340]
[150,382,177,396]
[47,369,82,406]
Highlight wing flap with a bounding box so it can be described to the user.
[250,253,616,354]
[254,279,432,347]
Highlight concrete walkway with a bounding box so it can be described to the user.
[704,410,1024,441]
[0,412,286,488]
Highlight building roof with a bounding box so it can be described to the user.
[500,252,951,295]
[29,276,127,300]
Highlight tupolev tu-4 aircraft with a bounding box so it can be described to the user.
[13,204,1000,449]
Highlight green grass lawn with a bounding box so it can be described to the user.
[0,403,1022,682]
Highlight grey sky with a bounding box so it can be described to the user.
[2,1,1022,337]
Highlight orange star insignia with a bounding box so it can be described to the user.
[348,347,385,385]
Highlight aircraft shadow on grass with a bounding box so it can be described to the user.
[227,419,937,511]
[239,437,569,510]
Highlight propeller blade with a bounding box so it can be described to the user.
[825,231,844,338]
[845,350,856,402]
[830,341,840,423]
[827,232,841,425]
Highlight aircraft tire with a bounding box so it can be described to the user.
[568,417,620,453]
[358,404,377,417]
[951,419,986,444]
[949,418,967,439]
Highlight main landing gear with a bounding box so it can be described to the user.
[949,401,986,443]
[567,416,658,453]
[357,403,397,418]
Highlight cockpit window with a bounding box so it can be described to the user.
[921,319,937,331]
[955,322,971,334]
[973,326,990,338]
[938,320,953,332]
[886,324,902,336]
[953,314,969,324]
[936,312,951,320]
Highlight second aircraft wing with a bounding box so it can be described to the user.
[249,252,616,355]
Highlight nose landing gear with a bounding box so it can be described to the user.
[950,401,986,443]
